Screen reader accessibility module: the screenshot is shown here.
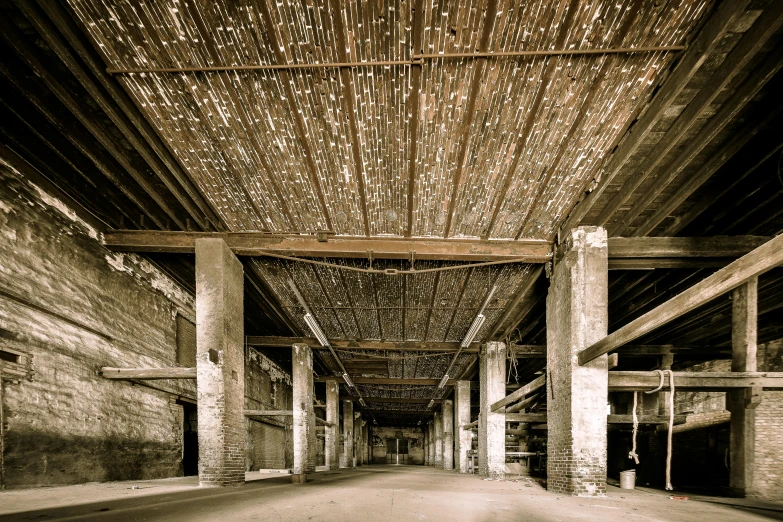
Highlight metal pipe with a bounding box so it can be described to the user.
[106,46,686,74]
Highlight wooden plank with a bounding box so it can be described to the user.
[504,413,548,423]
[608,371,783,391]
[559,0,752,234]
[247,336,480,352]
[490,374,546,412]
[100,367,196,380]
[314,376,446,386]
[608,414,686,425]
[608,236,771,258]
[104,231,552,262]
[354,397,443,404]
[578,234,783,364]
[244,410,293,416]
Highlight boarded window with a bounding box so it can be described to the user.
[176,315,196,366]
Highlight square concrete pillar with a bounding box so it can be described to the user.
[292,343,315,482]
[728,278,759,497]
[428,421,435,466]
[546,226,608,496]
[342,400,354,468]
[195,238,244,487]
[442,399,454,470]
[325,380,340,470]
[353,414,362,466]
[434,411,443,468]
[454,380,471,473]
[479,341,506,479]
[423,428,429,465]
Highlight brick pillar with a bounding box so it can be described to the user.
[729,278,759,496]
[292,343,315,483]
[434,411,443,468]
[195,238,244,487]
[454,380,471,473]
[354,414,362,466]
[421,428,430,466]
[428,421,435,466]
[442,399,454,470]
[479,341,506,479]
[325,380,340,470]
[342,400,354,468]
[546,226,608,496]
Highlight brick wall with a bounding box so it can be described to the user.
[0,161,295,486]
[751,340,783,499]
[0,161,196,487]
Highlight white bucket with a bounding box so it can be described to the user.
[620,470,636,490]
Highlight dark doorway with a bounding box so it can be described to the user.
[386,438,409,465]
[182,403,198,476]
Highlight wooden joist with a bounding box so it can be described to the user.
[490,374,546,412]
[244,410,292,416]
[103,231,552,262]
[608,371,783,391]
[606,236,771,269]
[314,376,449,386]
[100,367,196,380]
[560,0,753,234]
[607,414,686,425]
[579,234,783,365]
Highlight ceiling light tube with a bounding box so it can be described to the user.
[359,398,367,408]
[303,313,330,347]
[438,374,449,389]
[427,399,435,409]
[342,372,354,388]
[460,313,486,348]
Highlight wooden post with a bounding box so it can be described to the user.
[729,278,759,496]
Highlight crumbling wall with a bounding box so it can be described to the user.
[244,347,293,470]
[0,162,195,487]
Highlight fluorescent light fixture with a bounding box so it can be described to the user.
[303,313,330,347]
[438,374,449,389]
[427,399,435,409]
[342,372,354,388]
[359,398,367,408]
[417,420,421,426]
[460,313,486,348]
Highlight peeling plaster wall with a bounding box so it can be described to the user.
[0,162,195,487]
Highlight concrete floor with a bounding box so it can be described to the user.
[1,466,782,522]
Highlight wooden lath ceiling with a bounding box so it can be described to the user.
[251,258,535,344]
[67,0,711,240]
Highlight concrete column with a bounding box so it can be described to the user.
[195,238,244,487]
[546,226,608,496]
[342,400,354,468]
[292,343,315,483]
[423,428,429,465]
[442,399,454,471]
[479,341,506,479]
[325,380,340,470]
[434,410,444,468]
[729,278,759,497]
[454,380,471,473]
[353,413,362,467]
[428,421,435,466]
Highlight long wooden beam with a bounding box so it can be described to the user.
[608,371,783,391]
[244,410,292,416]
[490,374,546,412]
[103,231,552,262]
[579,234,783,364]
[559,0,753,234]
[100,367,196,380]
[608,236,771,259]
[248,336,483,352]
[314,376,448,386]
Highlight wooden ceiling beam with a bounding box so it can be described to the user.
[405,0,425,238]
[559,0,753,235]
[579,234,783,365]
[103,231,552,262]
[602,2,783,235]
[615,23,783,235]
[608,236,771,258]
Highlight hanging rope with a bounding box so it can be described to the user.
[645,369,675,491]
[628,391,640,465]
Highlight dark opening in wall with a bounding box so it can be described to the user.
[0,349,21,364]
[176,315,196,367]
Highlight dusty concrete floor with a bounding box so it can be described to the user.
[1,466,782,521]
